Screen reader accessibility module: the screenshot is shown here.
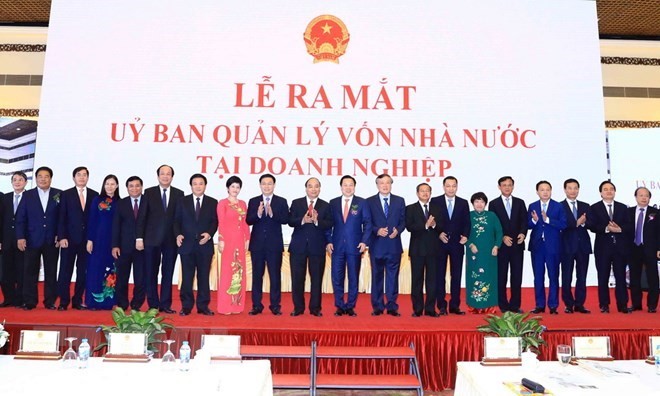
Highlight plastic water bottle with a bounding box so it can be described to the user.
[655,344,660,375]
[179,341,191,371]
[78,338,90,369]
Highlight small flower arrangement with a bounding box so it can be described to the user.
[0,321,9,348]
[98,197,113,211]
[52,192,61,204]
[350,204,359,216]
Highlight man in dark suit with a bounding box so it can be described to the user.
[288,177,333,317]
[174,174,218,316]
[246,173,289,315]
[430,176,470,315]
[488,176,528,313]
[560,179,593,314]
[326,175,371,317]
[625,187,659,313]
[0,171,27,307]
[16,166,62,310]
[587,180,630,314]
[366,174,406,317]
[137,165,184,313]
[527,180,566,314]
[405,182,442,317]
[112,176,147,311]
[56,166,99,310]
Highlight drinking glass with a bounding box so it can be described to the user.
[63,337,78,369]
[161,340,176,371]
[557,344,572,367]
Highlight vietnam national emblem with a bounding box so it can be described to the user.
[303,15,350,64]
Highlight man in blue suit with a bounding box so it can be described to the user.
[528,180,567,314]
[430,176,470,315]
[326,175,371,317]
[174,174,218,316]
[587,180,630,313]
[16,166,62,310]
[288,177,333,317]
[246,173,289,316]
[112,176,147,311]
[56,166,99,310]
[559,179,592,314]
[0,171,27,308]
[366,174,406,317]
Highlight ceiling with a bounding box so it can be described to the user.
[0,0,659,39]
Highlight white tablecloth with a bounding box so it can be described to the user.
[455,360,657,396]
[0,355,272,396]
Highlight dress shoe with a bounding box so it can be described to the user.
[271,308,282,316]
[412,312,422,317]
[345,308,357,317]
[334,308,344,316]
[198,309,214,316]
[371,309,383,316]
[424,311,440,317]
[564,307,574,314]
[73,304,87,311]
[649,308,657,313]
[386,309,401,317]
[57,305,67,311]
[574,306,591,314]
[179,309,191,316]
[45,305,56,310]
[310,311,323,317]
[600,306,610,313]
[531,307,545,314]
[439,308,448,316]
[549,308,558,315]
[23,305,35,311]
[159,308,176,314]
[618,307,632,314]
[248,308,263,316]
[0,301,13,308]
[290,311,303,317]
[449,308,466,315]
[130,306,141,312]
[632,306,643,312]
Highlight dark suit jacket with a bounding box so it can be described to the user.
[624,205,659,257]
[587,200,627,255]
[560,199,593,255]
[137,185,184,247]
[174,194,218,256]
[16,187,63,248]
[366,193,406,257]
[326,196,371,255]
[489,196,527,249]
[57,187,99,244]
[246,194,289,252]
[288,197,333,256]
[1,192,16,247]
[112,195,147,253]
[527,199,567,252]
[405,201,442,257]
[430,194,469,249]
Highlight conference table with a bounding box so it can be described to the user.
[0,355,273,396]
[455,360,657,395]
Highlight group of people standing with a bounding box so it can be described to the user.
[0,167,658,318]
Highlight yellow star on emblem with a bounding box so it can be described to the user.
[321,22,333,34]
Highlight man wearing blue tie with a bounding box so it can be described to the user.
[366,174,406,317]
[528,181,567,314]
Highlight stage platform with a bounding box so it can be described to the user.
[1,286,659,391]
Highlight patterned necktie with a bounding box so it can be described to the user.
[542,202,547,213]
[607,204,613,220]
[162,188,167,210]
[383,197,389,218]
[447,199,453,220]
[505,197,511,219]
[634,208,645,246]
[195,197,201,220]
[424,203,429,219]
[133,198,139,219]
[308,200,315,216]
[571,201,578,220]
[343,198,349,223]
[13,194,19,214]
[79,188,85,210]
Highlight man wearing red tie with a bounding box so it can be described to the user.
[287,178,333,316]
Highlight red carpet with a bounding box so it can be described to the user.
[1,285,659,391]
